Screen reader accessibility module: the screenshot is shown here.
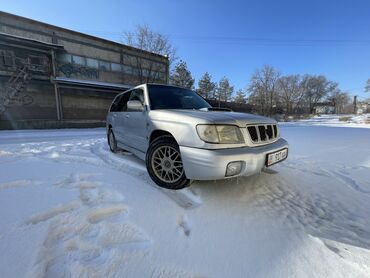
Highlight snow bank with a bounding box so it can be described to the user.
[282,113,370,128]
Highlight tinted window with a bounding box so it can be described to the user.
[148,85,211,110]
[110,91,131,112]
[118,91,131,111]
[109,94,122,112]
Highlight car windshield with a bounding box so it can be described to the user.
[148,84,212,110]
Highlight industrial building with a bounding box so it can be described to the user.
[0,11,169,129]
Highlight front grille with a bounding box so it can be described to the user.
[247,124,278,144]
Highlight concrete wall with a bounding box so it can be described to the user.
[0,12,169,130]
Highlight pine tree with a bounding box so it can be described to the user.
[170,60,195,89]
[215,77,234,104]
[234,89,247,104]
[197,72,216,99]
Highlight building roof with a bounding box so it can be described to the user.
[0,11,168,60]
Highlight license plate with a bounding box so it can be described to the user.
[266,148,288,167]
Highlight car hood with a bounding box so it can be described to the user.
[149,109,276,127]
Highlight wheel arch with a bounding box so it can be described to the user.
[149,129,177,144]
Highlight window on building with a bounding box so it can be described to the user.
[86,58,99,69]
[140,58,150,69]
[151,71,164,80]
[29,55,47,66]
[123,54,136,65]
[111,63,122,72]
[122,65,133,74]
[132,68,140,76]
[0,50,15,67]
[72,55,86,66]
[158,72,166,80]
[58,53,72,64]
[142,69,150,77]
[99,60,110,71]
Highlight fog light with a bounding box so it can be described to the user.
[225,161,243,177]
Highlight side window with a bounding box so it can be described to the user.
[109,94,123,112]
[117,91,132,112]
[129,89,144,104]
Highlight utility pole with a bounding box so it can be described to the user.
[331,97,336,114]
[353,95,357,114]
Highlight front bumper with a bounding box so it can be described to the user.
[180,138,288,180]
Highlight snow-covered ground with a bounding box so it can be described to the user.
[282,113,370,129]
[0,124,370,278]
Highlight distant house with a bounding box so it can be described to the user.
[313,102,335,114]
[356,102,370,114]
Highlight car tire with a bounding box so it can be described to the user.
[146,135,190,190]
[108,129,118,153]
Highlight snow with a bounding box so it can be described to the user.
[0,125,370,277]
[282,113,370,128]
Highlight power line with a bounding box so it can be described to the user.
[78,29,370,46]
[167,35,370,45]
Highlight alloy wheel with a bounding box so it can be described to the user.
[151,146,184,183]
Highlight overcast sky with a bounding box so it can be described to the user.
[2,0,370,99]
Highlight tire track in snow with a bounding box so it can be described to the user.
[249,173,370,251]
[89,140,202,209]
[332,170,370,194]
[4,138,202,209]
[282,160,370,195]
[0,179,32,190]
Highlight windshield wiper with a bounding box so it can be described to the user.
[199,107,232,112]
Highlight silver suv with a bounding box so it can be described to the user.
[106,84,288,190]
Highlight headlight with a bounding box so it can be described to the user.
[196,125,244,144]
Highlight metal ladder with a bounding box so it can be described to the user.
[0,64,32,113]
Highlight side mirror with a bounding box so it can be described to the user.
[127,100,144,111]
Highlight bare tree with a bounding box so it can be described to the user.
[124,24,177,83]
[197,72,216,99]
[170,60,195,89]
[301,75,338,113]
[276,75,304,115]
[248,65,280,116]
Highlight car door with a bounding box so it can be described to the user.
[108,93,122,135]
[114,90,131,144]
[124,88,148,152]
